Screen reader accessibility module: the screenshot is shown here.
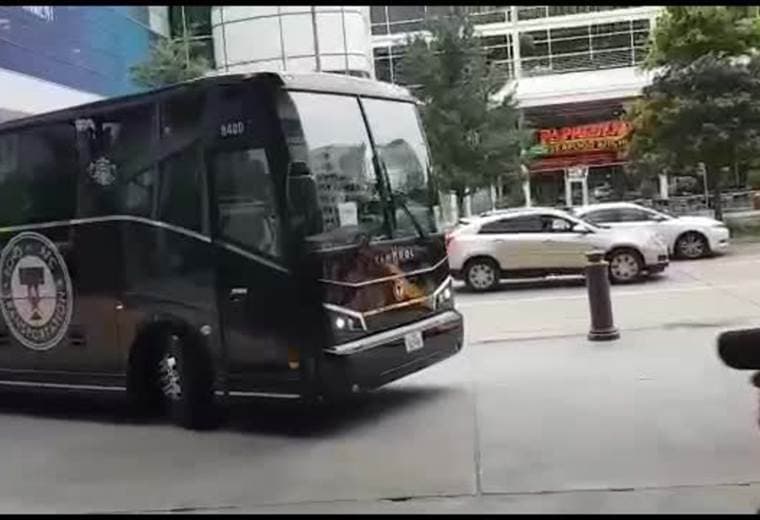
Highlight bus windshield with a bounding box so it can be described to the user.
[280,90,437,250]
[360,98,436,238]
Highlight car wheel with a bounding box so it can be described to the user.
[158,332,217,430]
[464,258,500,292]
[676,232,709,259]
[608,249,643,284]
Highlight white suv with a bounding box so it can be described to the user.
[447,208,669,292]
[572,202,730,259]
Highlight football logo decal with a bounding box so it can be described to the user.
[0,232,73,351]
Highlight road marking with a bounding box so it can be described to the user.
[456,280,760,308]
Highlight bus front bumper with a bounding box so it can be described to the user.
[320,310,464,395]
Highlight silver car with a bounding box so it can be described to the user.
[447,207,669,292]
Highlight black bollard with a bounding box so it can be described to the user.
[585,250,620,341]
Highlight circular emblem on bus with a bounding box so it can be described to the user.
[0,232,73,351]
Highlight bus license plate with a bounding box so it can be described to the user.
[404,331,424,353]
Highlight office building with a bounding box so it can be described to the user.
[370,5,663,206]
[0,6,169,122]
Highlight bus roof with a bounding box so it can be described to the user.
[0,71,418,134]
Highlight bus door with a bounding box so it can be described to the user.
[207,84,300,394]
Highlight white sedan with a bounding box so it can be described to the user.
[447,208,669,292]
[572,202,730,259]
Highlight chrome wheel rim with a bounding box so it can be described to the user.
[158,341,181,401]
[469,263,495,290]
[679,234,705,258]
[609,253,639,281]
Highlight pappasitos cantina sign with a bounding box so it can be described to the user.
[538,120,632,156]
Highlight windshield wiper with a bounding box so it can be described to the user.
[391,189,427,239]
[374,157,427,239]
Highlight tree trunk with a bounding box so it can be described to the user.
[712,183,723,221]
[456,190,466,220]
[707,165,723,221]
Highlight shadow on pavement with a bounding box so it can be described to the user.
[222,385,455,438]
[0,384,455,438]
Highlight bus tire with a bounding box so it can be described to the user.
[157,329,218,430]
[126,326,165,420]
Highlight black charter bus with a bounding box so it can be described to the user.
[0,72,464,428]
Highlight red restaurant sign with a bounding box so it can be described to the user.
[531,120,633,171]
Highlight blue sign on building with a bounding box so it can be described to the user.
[0,6,160,97]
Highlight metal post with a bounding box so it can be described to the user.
[585,250,620,341]
[311,6,322,72]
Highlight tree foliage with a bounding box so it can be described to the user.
[645,6,760,69]
[629,6,760,219]
[130,35,211,89]
[399,10,531,206]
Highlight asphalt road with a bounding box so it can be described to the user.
[3,245,760,513]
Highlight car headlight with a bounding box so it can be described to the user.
[713,222,728,229]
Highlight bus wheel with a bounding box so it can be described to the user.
[158,331,217,430]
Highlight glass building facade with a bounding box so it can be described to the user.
[370,5,655,85]
[168,6,215,67]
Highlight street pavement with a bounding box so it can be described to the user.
[3,246,760,513]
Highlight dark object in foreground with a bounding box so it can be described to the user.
[718,328,760,370]
[717,328,760,434]
[585,250,620,341]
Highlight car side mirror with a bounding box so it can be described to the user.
[573,223,592,234]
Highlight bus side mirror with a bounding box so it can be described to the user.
[289,161,310,178]
[287,163,322,237]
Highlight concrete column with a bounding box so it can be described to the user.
[522,179,532,207]
[521,164,531,207]
[464,194,473,217]
[659,173,669,200]
[510,6,522,80]
[581,177,589,206]
[564,170,572,207]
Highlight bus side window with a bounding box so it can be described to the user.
[213,148,281,258]
[158,146,204,233]
[75,104,158,218]
[0,124,77,226]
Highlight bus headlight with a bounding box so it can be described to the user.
[325,305,366,334]
[434,278,454,310]
[335,316,356,331]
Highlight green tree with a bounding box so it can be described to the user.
[629,6,760,220]
[400,9,531,211]
[645,6,760,69]
[130,35,211,89]
[631,55,760,220]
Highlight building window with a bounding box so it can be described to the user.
[374,5,509,36]
[373,29,516,85]
[517,5,637,21]
[370,5,388,35]
[478,34,514,80]
[519,18,651,77]
[168,6,214,68]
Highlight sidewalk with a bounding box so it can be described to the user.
[239,483,760,514]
